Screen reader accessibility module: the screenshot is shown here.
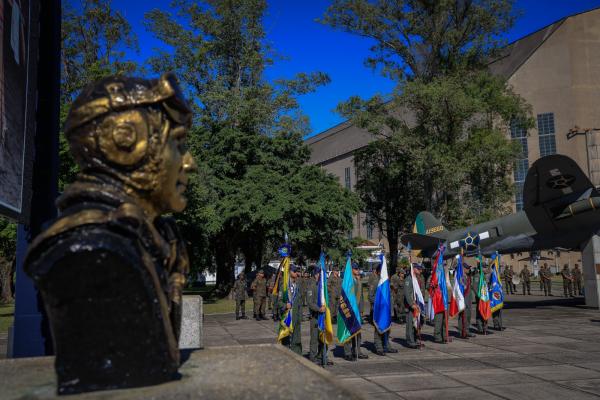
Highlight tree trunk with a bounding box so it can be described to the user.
[214,235,236,298]
[387,228,399,274]
[241,235,264,273]
[0,256,14,303]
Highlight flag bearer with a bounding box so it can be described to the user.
[343,263,368,361]
[404,264,423,349]
[279,264,303,355]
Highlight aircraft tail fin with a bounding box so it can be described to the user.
[412,211,448,239]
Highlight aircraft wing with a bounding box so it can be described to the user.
[400,233,443,255]
[523,154,597,233]
[523,154,595,208]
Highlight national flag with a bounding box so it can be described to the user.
[317,252,334,345]
[449,254,466,317]
[337,256,362,344]
[373,254,392,334]
[489,252,504,313]
[477,255,492,321]
[277,256,294,342]
[410,262,426,329]
[428,245,447,317]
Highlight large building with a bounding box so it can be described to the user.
[306,8,600,273]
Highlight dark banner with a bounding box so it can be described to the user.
[0,0,39,222]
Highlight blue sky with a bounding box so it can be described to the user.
[118,0,600,138]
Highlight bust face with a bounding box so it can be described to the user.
[151,123,197,214]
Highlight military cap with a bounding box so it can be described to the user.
[257,269,264,274]
[351,262,360,270]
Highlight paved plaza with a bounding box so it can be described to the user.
[204,294,600,400]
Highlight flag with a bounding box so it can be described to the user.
[317,252,334,345]
[277,256,294,342]
[449,254,466,317]
[337,256,362,344]
[410,262,426,329]
[477,255,492,321]
[373,254,392,334]
[489,252,504,313]
[428,245,447,317]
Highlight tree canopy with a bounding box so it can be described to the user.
[146,0,359,291]
[323,0,533,268]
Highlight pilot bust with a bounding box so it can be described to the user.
[24,73,196,394]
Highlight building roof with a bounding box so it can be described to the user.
[306,6,600,162]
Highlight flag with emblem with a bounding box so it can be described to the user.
[449,254,466,317]
[477,254,492,321]
[373,254,392,334]
[428,245,447,318]
[277,246,294,342]
[337,256,362,344]
[317,252,334,345]
[489,252,504,313]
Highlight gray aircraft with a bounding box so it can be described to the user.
[401,154,600,257]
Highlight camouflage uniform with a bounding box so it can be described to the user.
[251,273,268,319]
[233,274,248,319]
[561,265,574,297]
[573,265,583,295]
[520,266,531,295]
[279,277,303,355]
[542,265,553,296]
[472,266,488,334]
[367,271,379,323]
[459,266,475,337]
[267,274,276,311]
[502,267,513,294]
[390,270,406,323]
[404,274,419,348]
[327,270,341,322]
[307,277,330,365]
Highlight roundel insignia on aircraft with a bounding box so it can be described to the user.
[546,174,575,190]
[459,231,480,251]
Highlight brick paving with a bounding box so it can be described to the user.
[204,293,600,400]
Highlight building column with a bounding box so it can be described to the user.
[581,235,600,309]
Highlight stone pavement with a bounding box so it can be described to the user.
[204,294,600,400]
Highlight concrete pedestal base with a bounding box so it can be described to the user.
[179,295,203,349]
[1,344,361,400]
[581,235,600,309]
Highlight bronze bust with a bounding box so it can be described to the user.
[24,73,196,394]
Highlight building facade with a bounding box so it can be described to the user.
[306,8,600,273]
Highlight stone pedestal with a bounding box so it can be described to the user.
[1,344,362,400]
[179,295,203,349]
[581,235,600,309]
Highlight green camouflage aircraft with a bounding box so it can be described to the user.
[401,154,600,257]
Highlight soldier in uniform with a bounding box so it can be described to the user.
[573,264,583,295]
[459,263,476,338]
[327,266,341,323]
[390,267,406,323]
[432,262,448,343]
[404,263,423,349]
[307,267,333,366]
[367,266,379,323]
[542,263,553,296]
[251,269,268,320]
[279,264,303,355]
[368,264,398,355]
[520,265,532,295]
[473,261,488,334]
[24,74,196,393]
[509,266,517,294]
[561,264,574,297]
[233,272,249,320]
[344,263,369,361]
[502,265,513,294]
[267,271,276,313]
[300,268,309,320]
[538,264,548,296]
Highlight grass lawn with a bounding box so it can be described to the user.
[0,303,14,335]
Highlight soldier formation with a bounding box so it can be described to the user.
[232,259,584,367]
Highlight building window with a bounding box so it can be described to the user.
[366,222,373,240]
[511,119,528,211]
[344,167,351,189]
[537,113,556,157]
[347,230,353,240]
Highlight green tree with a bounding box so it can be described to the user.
[323,0,533,268]
[0,218,16,303]
[146,0,358,292]
[60,0,138,189]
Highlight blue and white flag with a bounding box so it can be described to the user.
[373,254,392,333]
